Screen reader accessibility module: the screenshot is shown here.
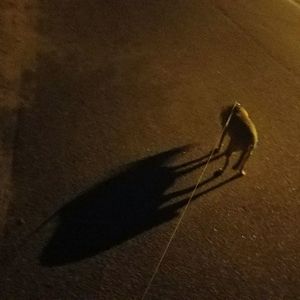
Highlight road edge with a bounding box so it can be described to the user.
[0,0,37,235]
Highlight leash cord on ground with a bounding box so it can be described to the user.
[141,102,238,300]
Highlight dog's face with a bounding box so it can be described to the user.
[220,103,243,126]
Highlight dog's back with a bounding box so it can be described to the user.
[221,105,258,152]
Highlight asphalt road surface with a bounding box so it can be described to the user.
[1,0,300,299]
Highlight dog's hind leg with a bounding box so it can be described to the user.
[233,146,253,176]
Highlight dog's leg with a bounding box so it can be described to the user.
[214,148,232,176]
[214,126,228,154]
[238,147,253,175]
[233,146,253,176]
[233,150,246,169]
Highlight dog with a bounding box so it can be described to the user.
[214,103,258,176]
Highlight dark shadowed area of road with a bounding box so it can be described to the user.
[1,0,300,299]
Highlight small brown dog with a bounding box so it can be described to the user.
[214,103,258,176]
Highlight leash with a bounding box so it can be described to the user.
[141,102,238,300]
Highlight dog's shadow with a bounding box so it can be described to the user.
[39,146,239,266]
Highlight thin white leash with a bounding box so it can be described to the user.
[141,102,238,300]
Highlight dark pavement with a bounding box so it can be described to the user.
[1,0,300,299]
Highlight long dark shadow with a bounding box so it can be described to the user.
[39,146,232,266]
[172,151,225,176]
[160,173,242,215]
